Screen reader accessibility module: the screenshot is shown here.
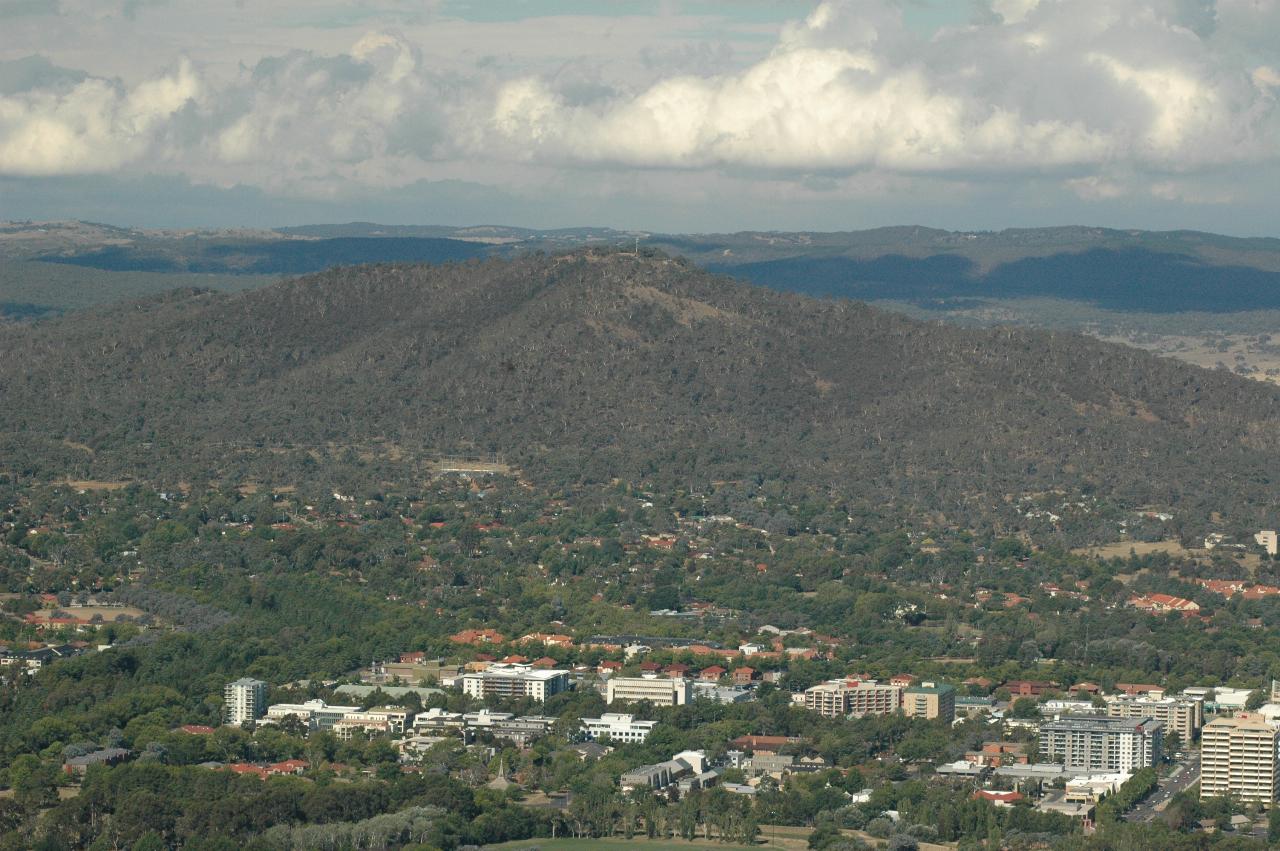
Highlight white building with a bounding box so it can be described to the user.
[1064,773,1132,803]
[692,683,752,704]
[580,713,656,744]
[1256,530,1278,557]
[460,664,569,702]
[413,707,467,735]
[332,707,413,740]
[265,699,360,730]
[607,675,692,707]
[223,678,268,726]
[1185,686,1253,714]
[346,707,413,733]
[1042,699,1097,716]
[1038,716,1163,773]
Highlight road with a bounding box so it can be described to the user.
[1126,753,1200,822]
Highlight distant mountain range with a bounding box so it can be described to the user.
[6,220,1280,315]
[2,250,1278,533]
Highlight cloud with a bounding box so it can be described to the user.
[1065,175,1126,200]
[196,31,485,196]
[0,58,197,175]
[489,0,1280,177]
[0,32,470,191]
[0,0,1278,220]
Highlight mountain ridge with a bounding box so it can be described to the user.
[2,249,1278,533]
[10,219,1280,316]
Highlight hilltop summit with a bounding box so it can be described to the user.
[2,250,1278,525]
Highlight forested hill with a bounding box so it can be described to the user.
[2,250,1279,525]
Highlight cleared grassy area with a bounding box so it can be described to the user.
[484,833,954,851]
[1072,539,1190,559]
[484,839,763,851]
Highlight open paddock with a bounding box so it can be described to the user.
[1072,539,1191,560]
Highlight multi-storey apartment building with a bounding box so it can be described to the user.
[460,663,569,702]
[804,680,902,718]
[1200,713,1280,803]
[607,675,693,707]
[223,678,268,726]
[903,682,956,721]
[1038,716,1163,773]
[1105,694,1204,742]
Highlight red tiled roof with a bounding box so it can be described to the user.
[227,763,268,778]
[450,628,507,644]
[267,759,309,775]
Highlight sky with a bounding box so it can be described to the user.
[1,0,1279,235]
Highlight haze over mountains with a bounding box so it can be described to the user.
[2,250,1278,534]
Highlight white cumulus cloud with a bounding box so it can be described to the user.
[0,59,198,175]
[0,0,1278,214]
[488,0,1280,178]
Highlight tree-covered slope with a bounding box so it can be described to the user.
[2,250,1278,523]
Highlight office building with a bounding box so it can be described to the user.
[954,695,995,720]
[464,709,557,746]
[265,699,360,730]
[1043,699,1097,716]
[460,664,569,702]
[1038,716,1163,773]
[412,707,467,735]
[621,750,708,793]
[580,713,657,744]
[223,678,268,726]
[1201,713,1280,803]
[333,715,391,740]
[1184,686,1253,715]
[1105,694,1203,742]
[804,680,901,718]
[332,707,413,740]
[903,682,956,721]
[607,675,693,707]
[1064,773,1131,804]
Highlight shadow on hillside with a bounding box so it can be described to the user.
[39,236,489,275]
[713,248,1280,313]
